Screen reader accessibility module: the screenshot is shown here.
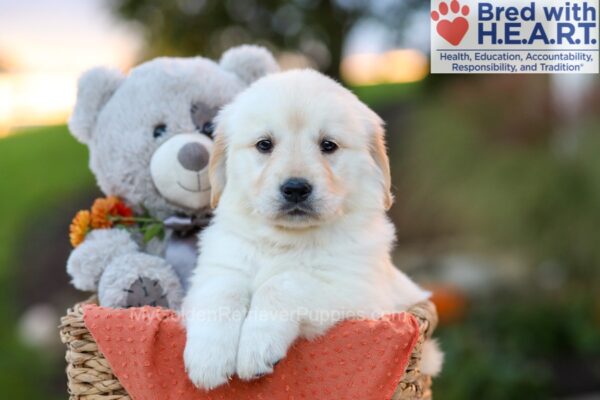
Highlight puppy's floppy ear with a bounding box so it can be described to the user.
[370,120,394,210]
[209,127,227,208]
[69,67,124,144]
[219,45,279,85]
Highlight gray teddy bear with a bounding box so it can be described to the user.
[67,45,278,310]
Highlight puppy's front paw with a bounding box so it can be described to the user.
[236,321,294,380]
[184,327,238,390]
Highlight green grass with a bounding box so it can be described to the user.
[350,81,424,108]
[0,125,94,398]
[401,100,600,398]
[423,111,600,277]
[0,125,93,275]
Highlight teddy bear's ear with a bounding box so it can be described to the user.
[68,67,124,144]
[219,45,279,85]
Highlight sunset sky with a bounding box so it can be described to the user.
[0,0,142,135]
[0,0,430,136]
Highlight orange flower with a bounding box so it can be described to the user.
[91,196,119,229]
[70,210,91,247]
[91,196,135,228]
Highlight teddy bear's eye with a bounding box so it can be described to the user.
[153,124,167,139]
[201,121,215,137]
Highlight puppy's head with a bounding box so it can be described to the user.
[210,69,392,229]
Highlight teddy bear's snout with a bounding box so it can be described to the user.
[177,142,209,172]
[150,133,212,210]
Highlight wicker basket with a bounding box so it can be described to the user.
[60,297,437,400]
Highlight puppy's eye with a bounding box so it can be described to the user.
[153,124,167,139]
[320,139,338,154]
[201,121,215,137]
[256,139,274,153]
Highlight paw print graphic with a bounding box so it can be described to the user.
[431,0,470,46]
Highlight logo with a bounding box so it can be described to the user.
[431,0,599,74]
[431,0,471,46]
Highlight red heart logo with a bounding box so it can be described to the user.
[436,17,469,46]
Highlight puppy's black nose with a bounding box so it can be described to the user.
[280,178,312,203]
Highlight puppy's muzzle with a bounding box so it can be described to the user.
[280,178,312,204]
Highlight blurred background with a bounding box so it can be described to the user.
[0,0,599,399]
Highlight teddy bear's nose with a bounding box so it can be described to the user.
[177,142,209,172]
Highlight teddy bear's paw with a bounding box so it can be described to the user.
[98,253,183,309]
[125,276,169,308]
[184,325,238,390]
[235,320,294,380]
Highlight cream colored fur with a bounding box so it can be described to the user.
[183,69,442,389]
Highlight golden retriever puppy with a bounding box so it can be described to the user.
[183,69,442,389]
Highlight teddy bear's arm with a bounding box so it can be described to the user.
[66,228,138,292]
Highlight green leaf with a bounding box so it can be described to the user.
[157,226,165,241]
[143,223,164,243]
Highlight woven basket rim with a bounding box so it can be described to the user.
[60,297,436,400]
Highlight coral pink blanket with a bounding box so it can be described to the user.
[83,305,420,400]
